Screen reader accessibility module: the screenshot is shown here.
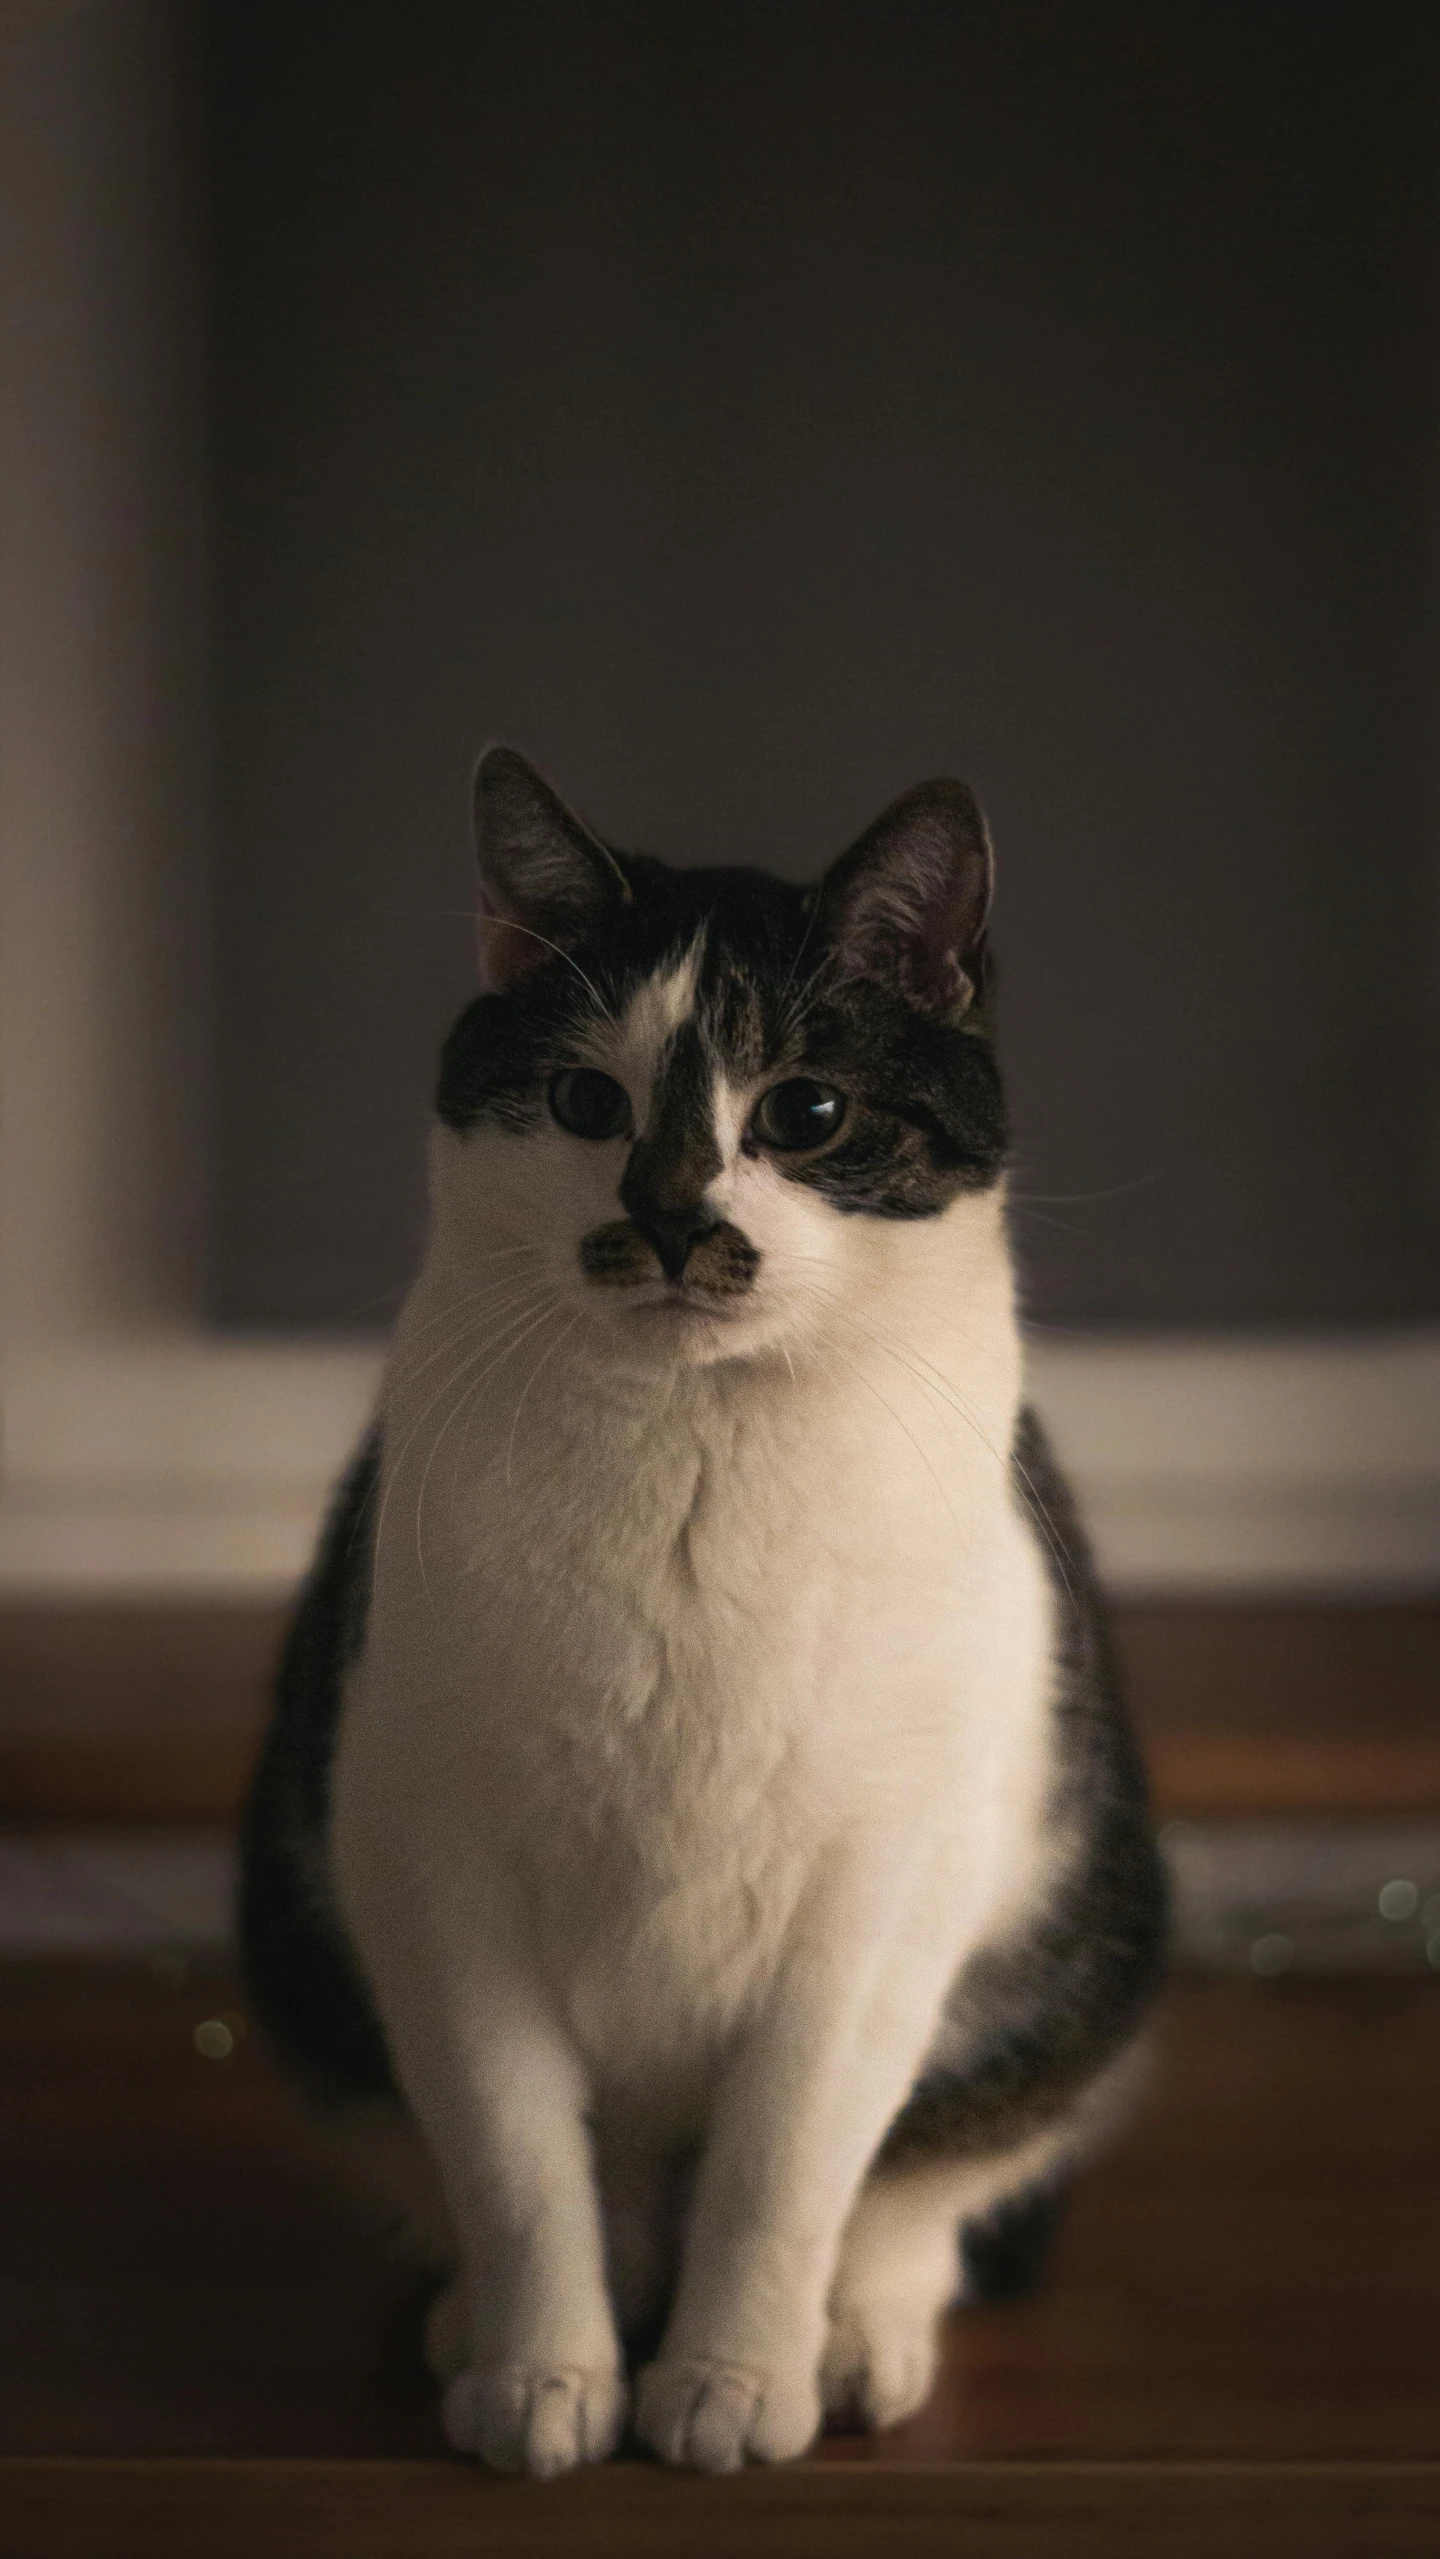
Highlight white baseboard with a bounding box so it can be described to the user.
[1,1326,1436,1599]
[1026,1329,1440,1596]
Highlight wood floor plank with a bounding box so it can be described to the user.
[2,1967,1437,2467]
[2,2457,1438,2559]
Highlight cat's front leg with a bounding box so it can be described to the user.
[636,1844,959,2472]
[338,1867,626,2476]
[431,2027,627,2479]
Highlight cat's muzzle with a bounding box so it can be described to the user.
[579,1216,760,1296]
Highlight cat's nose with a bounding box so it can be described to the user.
[631,1206,719,1281]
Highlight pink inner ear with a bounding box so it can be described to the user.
[476,889,553,992]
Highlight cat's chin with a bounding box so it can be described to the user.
[594,1289,783,1371]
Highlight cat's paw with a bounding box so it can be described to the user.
[635,2354,821,2472]
[442,2362,627,2478]
[819,2298,939,2431]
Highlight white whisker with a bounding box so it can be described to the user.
[388,1276,550,1396]
[818,1326,961,1536]
[505,1309,581,1487]
[478,914,615,1021]
[785,1258,1079,1610]
[374,1290,554,1570]
[414,1294,562,1585]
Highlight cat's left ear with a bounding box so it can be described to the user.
[817,778,993,1016]
[472,745,630,990]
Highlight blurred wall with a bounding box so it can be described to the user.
[203,0,1440,1331]
[0,0,208,1340]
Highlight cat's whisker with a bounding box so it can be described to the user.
[1007,1175,1163,1206]
[772,899,823,1026]
[442,1241,545,1263]
[373,1291,559,1569]
[840,1306,1080,1601]
[414,1294,564,1586]
[391,1279,549,1381]
[389,1276,549,1393]
[505,1309,582,1488]
[803,1283,1080,1609]
[774,945,840,1047]
[371,1336,489,1576]
[394,1249,548,1348]
[447,1309,604,1579]
[1006,1204,1109,1244]
[794,1268,1029,1482]
[444,1292,570,1507]
[477,914,616,1022]
[781,1248,1013,1376]
[809,1316,962,1537]
[386,1304,543,1425]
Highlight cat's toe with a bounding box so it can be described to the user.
[635,2355,820,2472]
[442,2363,627,2477]
[820,2300,939,2431]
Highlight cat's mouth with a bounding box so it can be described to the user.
[624,1281,749,1323]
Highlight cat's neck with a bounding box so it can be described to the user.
[387,1186,1023,1496]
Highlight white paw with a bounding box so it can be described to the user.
[635,2354,821,2472]
[820,2299,939,2431]
[442,2362,627,2478]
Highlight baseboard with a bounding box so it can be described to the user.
[1,1328,1437,1597]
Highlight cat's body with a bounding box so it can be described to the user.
[240,752,1165,2476]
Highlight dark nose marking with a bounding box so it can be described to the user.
[684,1221,761,1295]
[580,1213,760,1293]
[578,1220,655,1286]
[618,1019,725,1277]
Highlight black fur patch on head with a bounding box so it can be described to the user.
[618,1016,726,1274]
[758,976,1006,1218]
[437,961,597,1138]
[438,822,1008,1217]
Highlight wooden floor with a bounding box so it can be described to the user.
[2,1959,1438,2552]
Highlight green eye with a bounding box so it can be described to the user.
[751,1079,847,1152]
[548,1069,632,1140]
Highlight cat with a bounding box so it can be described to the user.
[239,745,1166,2478]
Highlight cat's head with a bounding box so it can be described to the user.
[429,748,1007,1369]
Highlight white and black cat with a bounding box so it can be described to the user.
[239,747,1165,2478]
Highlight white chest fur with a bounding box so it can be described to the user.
[331,1199,1058,2128]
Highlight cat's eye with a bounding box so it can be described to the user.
[548,1068,633,1141]
[751,1079,847,1152]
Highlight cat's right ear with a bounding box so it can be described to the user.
[472,746,630,991]
[817,777,993,1018]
